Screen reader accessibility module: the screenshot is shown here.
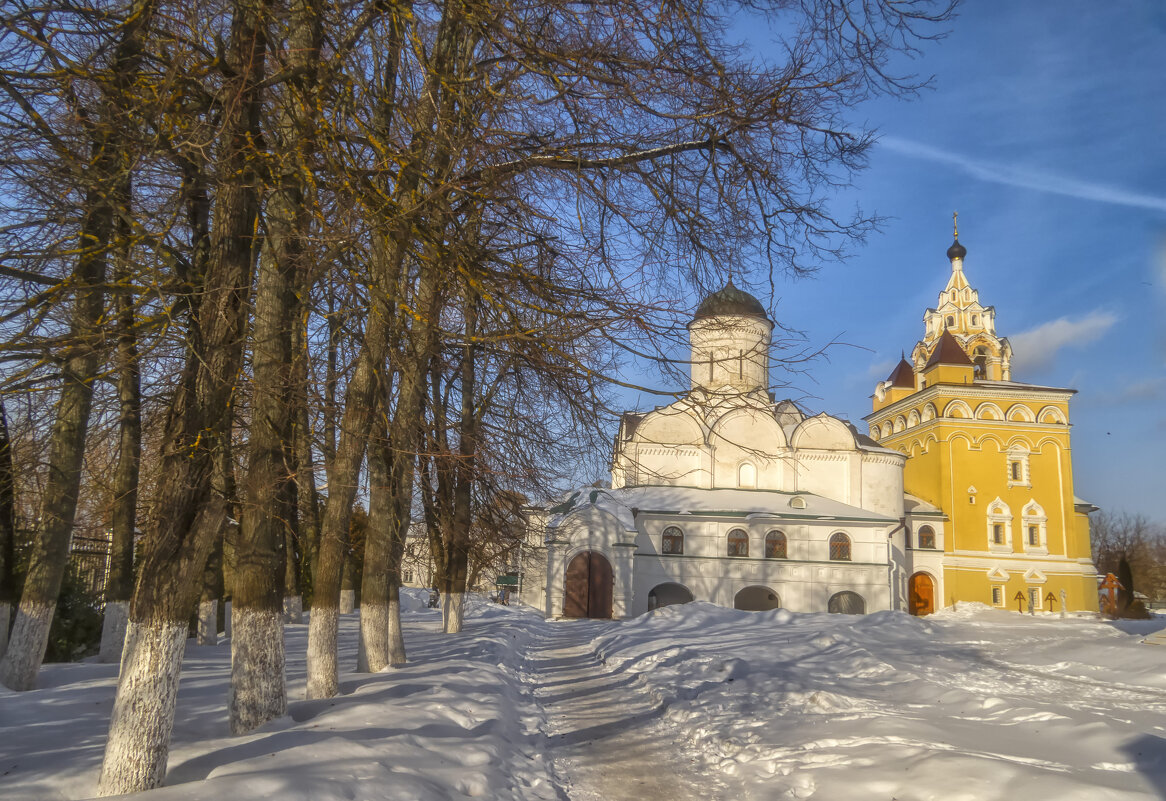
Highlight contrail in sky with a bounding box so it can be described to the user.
[879,136,1166,215]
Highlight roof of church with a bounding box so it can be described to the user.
[946,236,967,261]
[547,485,897,531]
[886,357,916,388]
[924,329,973,369]
[693,281,768,321]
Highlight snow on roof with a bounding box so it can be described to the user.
[904,494,944,516]
[548,485,897,531]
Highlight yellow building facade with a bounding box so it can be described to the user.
[864,227,1097,613]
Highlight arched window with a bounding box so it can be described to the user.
[662,526,684,555]
[973,347,988,378]
[764,531,787,559]
[917,525,936,550]
[727,528,749,557]
[738,462,756,489]
[829,532,851,561]
[828,591,865,614]
[946,315,955,327]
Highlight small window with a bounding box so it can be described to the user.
[917,526,936,550]
[946,315,955,327]
[764,531,787,559]
[991,586,1003,607]
[1028,587,1041,611]
[662,526,684,555]
[402,569,413,583]
[1010,462,1020,481]
[727,528,749,557]
[992,523,1004,545]
[738,462,756,489]
[971,314,979,325]
[829,533,851,561]
[1027,525,1039,546]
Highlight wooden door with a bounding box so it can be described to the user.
[909,572,934,616]
[563,551,613,619]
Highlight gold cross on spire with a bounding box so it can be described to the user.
[953,210,959,238]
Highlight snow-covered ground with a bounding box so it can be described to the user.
[3,594,1165,800]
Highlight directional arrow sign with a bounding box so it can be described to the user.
[1014,590,1025,612]
[1045,591,1057,609]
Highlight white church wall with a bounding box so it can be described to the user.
[860,453,907,518]
[630,515,893,615]
[796,451,850,503]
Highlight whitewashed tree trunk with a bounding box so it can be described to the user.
[305,606,338,699]
[229,608,286,734]
[0,602,11,660]
[283,595,303,624]
[339,589,355,614]
[442,591,465,634]
[98,600,130,662]
[387,596,406,667]
[358,602,388,673]
[196,601,217,646]
[0,601,54,690]
[96,620,186,796]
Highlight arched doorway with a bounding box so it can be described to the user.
[827,591,866,615]
[908,572,935,616]
[647,582,693,611]
[734,585,780,611]
[563,551,613,619]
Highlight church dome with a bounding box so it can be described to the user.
[694,281,768,321]
[946,237,967,261]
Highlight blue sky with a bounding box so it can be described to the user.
[623,2,1166,519]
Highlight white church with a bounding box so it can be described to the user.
[539,283,945,618]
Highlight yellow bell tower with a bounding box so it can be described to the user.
[865,217,1098,613]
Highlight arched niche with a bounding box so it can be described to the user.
[791,414,856,451]
[633,408,704,447]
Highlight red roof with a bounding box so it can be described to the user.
[886,358,916,388]
[924,329,973,369]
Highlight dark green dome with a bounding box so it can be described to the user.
[694,281,769,321]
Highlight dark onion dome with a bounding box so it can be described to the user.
[946,237,967,261]
[924,329,974,369]
[886,357,916,388]
[693,281,769,321]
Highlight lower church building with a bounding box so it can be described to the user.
[541,224,1097,619]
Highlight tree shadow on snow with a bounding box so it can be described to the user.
[1121,734,1166,796]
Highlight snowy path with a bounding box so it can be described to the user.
[524,621,731,801]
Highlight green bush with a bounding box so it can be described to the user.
[44,568,104,663]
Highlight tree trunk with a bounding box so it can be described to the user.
[99,216,142,664]
[0,401,15,659]
[96,0,269,790]
[1,142,116,694]
[198,517,225,646]
[230,239,293,735]
[359,389,414,672]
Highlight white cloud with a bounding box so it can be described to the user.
[1010,311,1118,373]
[879,137,1166,215]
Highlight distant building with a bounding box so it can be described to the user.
[543,283,926,618]
[542,222,1097,619]
[865,224,1097,613]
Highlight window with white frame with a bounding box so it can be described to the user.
[1021,500,1048,553]
[662,526,684,555]
[991,586,1004,607]
[986,499,1012,552]
[727,528,749,557]
[917,525,936,549]
[403,569,414,583]
[1006,446,1031,488]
